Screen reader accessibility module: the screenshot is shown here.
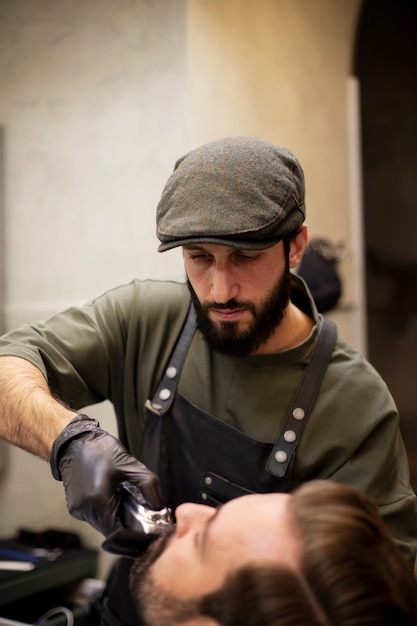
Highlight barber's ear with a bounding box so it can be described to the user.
[289,225,308,269]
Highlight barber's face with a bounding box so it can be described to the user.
[183,241,292,357]
[130,493,299,625]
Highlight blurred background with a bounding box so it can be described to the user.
[0,0,416,583]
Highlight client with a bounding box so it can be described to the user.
[128,480,417,626]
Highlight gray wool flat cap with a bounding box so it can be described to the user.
[156,136,306,252]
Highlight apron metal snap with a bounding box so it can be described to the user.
[159,388,171,400]
[275,450,288,463]
[293,407,305,420]
[284,430,296,442]
[165,366,177,379]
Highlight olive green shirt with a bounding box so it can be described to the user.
[1,275,416,564]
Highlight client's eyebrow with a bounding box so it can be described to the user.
[199,505,223,559]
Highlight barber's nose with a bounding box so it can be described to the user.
[175,503,214,538]
[211,266,238,304]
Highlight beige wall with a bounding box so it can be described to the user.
[187,0,363,339]
[0,0,363,579]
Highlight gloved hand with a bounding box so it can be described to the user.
[50,414,165,537]
[102,528,163,557]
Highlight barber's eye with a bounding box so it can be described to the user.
[190,254,212,263]
[236,253,259,261]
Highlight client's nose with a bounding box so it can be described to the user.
[175,503,214,538]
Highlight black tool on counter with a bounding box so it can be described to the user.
[101,481,173,557]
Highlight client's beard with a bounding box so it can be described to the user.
[187,260,291,358]
[129,529,201,626]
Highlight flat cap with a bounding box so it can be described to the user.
[156,136,306,252]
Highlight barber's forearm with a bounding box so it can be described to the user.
[0,355,77,459]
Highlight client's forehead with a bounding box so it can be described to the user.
[223,491,293,514]
[208,492,297,556]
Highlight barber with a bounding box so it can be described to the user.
[0,137,416,626]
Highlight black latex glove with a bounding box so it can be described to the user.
[102,528,161,557]
[50,414,165,537]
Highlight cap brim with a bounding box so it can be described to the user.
[158,236,281,252]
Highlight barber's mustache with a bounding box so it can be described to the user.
[203,300,257,314]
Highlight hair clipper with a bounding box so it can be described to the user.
[117,481,173,534]
[101,481,173,557]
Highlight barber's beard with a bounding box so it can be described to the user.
[129,531,201,626]
[187,261,291,358]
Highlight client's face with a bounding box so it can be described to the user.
[130,492,299,626]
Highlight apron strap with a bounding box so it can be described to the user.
[265,316,338,478]
[148,304,197,414]
[149,305,337,480]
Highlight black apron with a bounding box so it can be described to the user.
[100,305,337,626]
